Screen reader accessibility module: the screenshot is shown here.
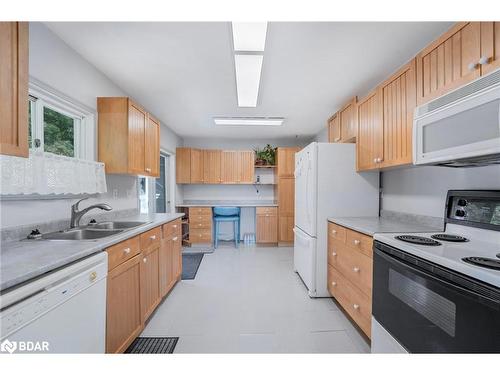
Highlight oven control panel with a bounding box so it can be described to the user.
[448,193,500,227]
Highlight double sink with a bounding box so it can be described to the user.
[41,221,150,241]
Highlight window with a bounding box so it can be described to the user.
[28,80,95,160]
[138,153,171,214]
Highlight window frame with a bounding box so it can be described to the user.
[28,79,96,160]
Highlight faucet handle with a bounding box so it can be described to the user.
[72,197,89,211]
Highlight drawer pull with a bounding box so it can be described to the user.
[353,239,360,245]
[173,237,178,241]
[173,225,177,229]
[331,281,337,286]
[353,304,360,310]
[123,247,131,254]
[331,229,337,234]
[145,167,152,172]
[331,252,337,257]
[150,235,156,240]
[353,267,360,273]
[143,258,147,263]
[198,223,202,226]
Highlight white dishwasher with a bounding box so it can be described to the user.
[0,252,107,354]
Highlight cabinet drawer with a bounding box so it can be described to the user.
[140,227,161,250]
[256,207,277,216]
[327,265,371,338]
[163,219,182,238]
[190,228,212,243]
[190,214,212,226]
[328,222,346,243]
[345,229,373,258]
[190,220,212,230]
[189,207,212,216]
[328,241,373,295]
[106,236,141,271]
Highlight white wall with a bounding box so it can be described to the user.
[1,23,182,229]
[314,126,328,143]
[382,165,500,218]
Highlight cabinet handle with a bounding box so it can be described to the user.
[123,247,131,254]
[353,304,360,310]
[478,56,490,65]
[145,167,151,172]
[331,281,337,286]
[150,235,156,240]
[173,237,178,241]
[334,137,340,142]
[143,258,147,263]
[173,225,177,229]
[373,158,378,163]
[353,267,360,273]
[331,252,337,257]
[353,239,360,245]
[467,62,477,71]
[331,229,337,234]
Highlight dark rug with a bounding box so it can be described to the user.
[182,253,204,280]
[125,337,178,354]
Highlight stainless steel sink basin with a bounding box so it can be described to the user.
[88,221,149,230]
[41,228,124,241]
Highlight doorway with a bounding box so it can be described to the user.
[139,152,171,214]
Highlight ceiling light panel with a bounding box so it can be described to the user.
[231,22,268,52]
[214,118,284,126]
[234,54,263,107]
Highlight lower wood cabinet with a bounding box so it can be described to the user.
[256,207,278,244]
[188,207,213,244]
[327,221,373,338]
[105,219,183,353]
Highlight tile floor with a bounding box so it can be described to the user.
[141,243,370,353]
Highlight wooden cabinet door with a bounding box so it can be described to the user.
[176,148,191,183]
[203,149,221,184]
[356,91,383,171]
[140,245,161,322]
[416,22,481,105]
[277,147,299,177]
[339,97,357,143]
[221,150,238,184]
[380,60,416,168]
[327,114,341,143]
[278,216,294,243]
[159,237,173,298]
[172,234,182,280]
[0,22,28,158]
[480,22,500,75]
[238,150,255,183]
[256,212,278,243]
[190,148,204,183]
[128,101,146,174]
[278,177,295,216]
[106,255,142,353]
[144,115,160,177]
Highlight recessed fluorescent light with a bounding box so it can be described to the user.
[214,117,284,126]
[234,54,263,107]
[231,22,268,52]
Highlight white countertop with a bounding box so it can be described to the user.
[0,213,184,291]
[328,216,443,236]
[177,200,278,207]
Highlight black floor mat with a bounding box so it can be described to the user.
[182,253,204,280]
[125,337,178,354]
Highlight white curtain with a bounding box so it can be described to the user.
[0,150,107,195]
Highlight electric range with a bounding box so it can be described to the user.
[371,190,500,353]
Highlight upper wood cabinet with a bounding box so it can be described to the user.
[239,150,255,183]
[0,22,29,158]
[220,150,239,184]
[176,147,192,183]
[480,22,500,75]
[98,97,160,177]
[277,147,300,177]
[416,22,481,105]
[190,148,204,183]
[327,114,341,143]
[144,115,160,176]
[203,149,221,183]
[356,91,383,171]
[339,97,358,143]
[380,59,416,168]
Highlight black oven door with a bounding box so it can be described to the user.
[373,241,500,353]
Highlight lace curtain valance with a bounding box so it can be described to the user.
[0,150,107,195]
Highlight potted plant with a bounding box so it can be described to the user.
[254,144,276,165]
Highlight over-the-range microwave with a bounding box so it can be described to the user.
[413,68,500,167]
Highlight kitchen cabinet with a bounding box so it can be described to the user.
[172,230,182,280]
[190,148,204,183]
[339,97,357,143]
[139,228,161,322]
[188,207,213,244]
[97,97,160,177]
[106,254,142,353]
[278,216,294,243]
[176,147,192,184]
[327,114,341,143]
[144,115,160,176]
[356,90,383,171]
[276,147,298,244]
[239,150,255,183]
[0,22,29,158]
[160,219,182,297]
[277,147,299,177]
[203,149,222,183]
[220,150,239,184]
[480,22,500,75]
[277,177,294,216]
[416,22,481,105]
[256,207,278,244]
[327,222,373,338]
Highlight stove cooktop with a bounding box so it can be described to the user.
[395,235,441,246]
[462,257,500,271]
[431,233,469,242]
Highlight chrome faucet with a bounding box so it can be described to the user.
[70,198,112,228]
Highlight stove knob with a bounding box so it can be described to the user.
[457,199,467,207]
[455,209,466,218]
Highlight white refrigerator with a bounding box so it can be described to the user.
[294,142,379,297]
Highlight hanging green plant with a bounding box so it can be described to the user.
[254,144,277,165]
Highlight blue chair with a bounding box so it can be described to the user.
[213,207,240,248]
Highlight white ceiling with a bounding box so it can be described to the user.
[45,22,453,140]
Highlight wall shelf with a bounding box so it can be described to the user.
[254,165,276,168]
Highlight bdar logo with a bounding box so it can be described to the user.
[0,339,17,354]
